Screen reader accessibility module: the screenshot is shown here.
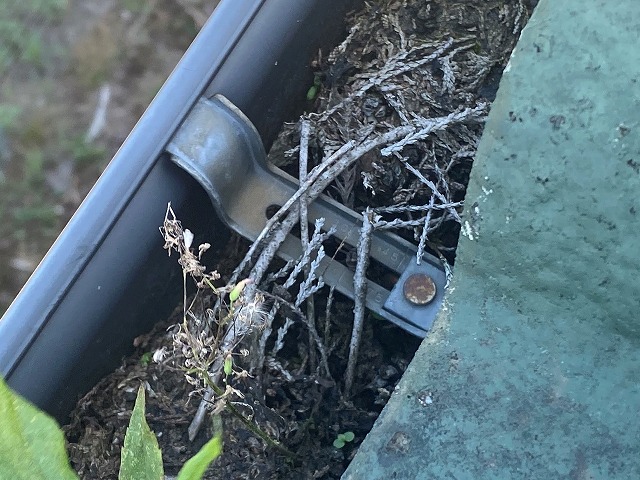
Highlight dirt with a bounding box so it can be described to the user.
[61,0,532,479]
[64,235,421,479]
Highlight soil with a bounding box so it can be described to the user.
[61,1,533,479]
[64,234,422,479]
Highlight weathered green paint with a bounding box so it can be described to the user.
[344,0,640,478]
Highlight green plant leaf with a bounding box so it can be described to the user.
[333,438,346,449]
[306,85,318,101]
[119,386,163,480]
[229,279,250,304]
[0,376,78,480]
[176,429,223,480]
[342,431,355,442]
[140,352,153,367]
[223,356,233,376]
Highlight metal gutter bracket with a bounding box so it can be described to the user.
[167,95,446,337]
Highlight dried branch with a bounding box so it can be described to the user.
[187,290,267,441]
[381,103,486,157]
[373,201,463,214]
[344,208,374,398]
[416,194,436,264]
[324,286,335,341]
[226,140,357,289]
[315,39,455,123]
[255,302,280,384]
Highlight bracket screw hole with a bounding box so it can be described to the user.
[265,204,281,219]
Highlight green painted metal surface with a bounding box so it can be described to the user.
[344,0,640,478]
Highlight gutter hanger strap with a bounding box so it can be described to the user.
[166,95,445,337]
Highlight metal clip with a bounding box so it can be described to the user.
[166,95,445,337]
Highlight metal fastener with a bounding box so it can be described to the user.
[167,96,446,336]
[403,273,436,305]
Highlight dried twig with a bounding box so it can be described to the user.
[85,84,111,142]
[298,120,316,369]
[186,289,267,441]
[271,317,294,357]
[381,103,486,157]
[161,205,271,442]
[372,214,451,231]
[189,219,334,438]
[226,140,357,288]
[344,208,373,398]
[324,286,334,341]
[298,120,312,251]
[416,194,436,264]
[373,201,463,214]
[293,246,332,378]
[255,302,280,384]
[282,220,334,290]
[245,125,416,291]
[315,39,454,123]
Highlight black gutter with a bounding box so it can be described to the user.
[0,0,361,421]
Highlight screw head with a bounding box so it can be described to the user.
[403,273,436,305]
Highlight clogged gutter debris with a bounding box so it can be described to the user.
[65,1,531,478]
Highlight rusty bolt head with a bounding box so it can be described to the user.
[403,273,436,305]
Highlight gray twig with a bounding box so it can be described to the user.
[279,295,332,379]
[85,84,111,142]
[265,259,296,284]
[271,317,294,356]
[265,356,295,382]
[282,220,333,290]
[315,39,454,123]
[344,208,373,398]
[255,302,280,386]
[298,120,316,368]
[381,103,486,157]
[324,286,334,341]
[187,293,262,441]
[227,140,357,289]
[299,120,312,255]
[404,160,460,222]
[373,201,463,214]
[373,213,449,231]
[416,194,436,264]
[294,248,326,307]
[247,124,417,289]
